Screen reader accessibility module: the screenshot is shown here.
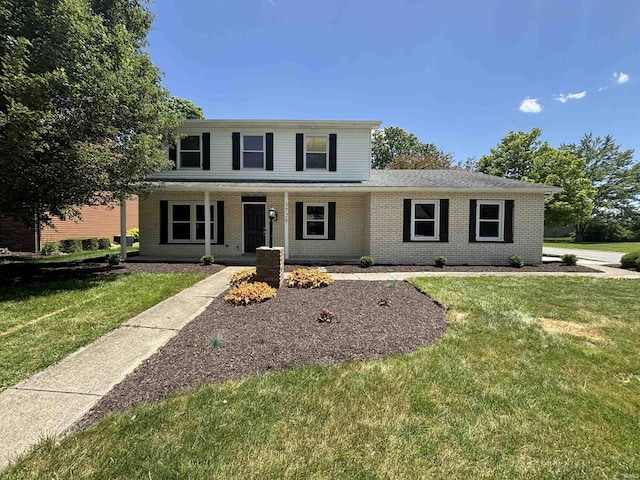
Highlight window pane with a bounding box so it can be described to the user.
[479,221,500,238]
[243,152,264,168]
[180,135,200,151]
[415,221,435,237]
[306,206,325,220]
[414,203,435,219]
[180,152,200,167]
[172,223,191,240]
[243,135,263,151]
[172,205,191,222]
[306,153,327,169]
[306,136,326,152]
[479,204,500,220]
[195,223,205,240]
[307,221,325,236]
[195,205,214,222]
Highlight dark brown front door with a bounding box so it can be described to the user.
[244,204,265,253]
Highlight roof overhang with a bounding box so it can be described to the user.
[180,119,382,130]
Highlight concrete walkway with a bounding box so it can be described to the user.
[543,246,625,264]
[0,266,244,472]
[1,261,638,471]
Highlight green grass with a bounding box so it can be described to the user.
[544,238,640,253]
[3,277,640,479]
[0,273,205,392]
[27,244,140,264]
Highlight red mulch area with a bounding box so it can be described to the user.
[78,280,447,428]
[285,263,599,273]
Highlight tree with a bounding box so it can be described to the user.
[0,0,185,226]
[371,126,442,169]
[166,96,204,120]
[386,150,453,170]
[560,134,638,241]
[478,129,595,230]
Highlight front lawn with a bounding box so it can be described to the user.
[4,277,639,479]
[544,238,640,253]
[0,273,206,392]
[27,244,140,264]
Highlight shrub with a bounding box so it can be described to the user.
[318,308,334,323]
[287,268,334,289]
[561,254,578,266]
[127,227,140,243]
[98,238,111,250]
[59,238,83,253]
[360,255,374,268]
[434,256,447,268]
[40,242,60,256]
[201,255,215,265]
[620,251,640,269]
[208,333,224,349]
[229,268,257,287]
[224,282,276,305]
[584,220,633,242]
[106,253,122,266]
[81,237,99,251]
[508,255,524,268]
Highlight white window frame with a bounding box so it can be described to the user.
[410,199,440,241]
[476,200,504,241]
[303,202,328,240]
[305,134,328,170]
[241,133,265,169]
[168,201,216,243]
[178,134,201,169]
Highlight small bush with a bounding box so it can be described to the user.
[59,238,83,253]
[620,251,640,269]
[81,237,99,251]
[208,333,224,349]
[106,253,122,266]
[561,254,578,266]
[360,255,374,268]
[434,256,447,268]
[98,237,111,250]
[287,268,334,289]
[41,242,60,256]
[127,227,140,243]
[201,255,215,265]
[229,268,257,287]
[318,308,334,323]
[224,282,276,305]
[508,255,524,268]
[584,220,633,242]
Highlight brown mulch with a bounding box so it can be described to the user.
[78,280,447,428]
[286,263,599,273]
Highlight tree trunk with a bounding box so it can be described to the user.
[575,223,586,242]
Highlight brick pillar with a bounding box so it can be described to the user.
[255,246,284,288]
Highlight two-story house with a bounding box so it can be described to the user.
[140,119,558,265]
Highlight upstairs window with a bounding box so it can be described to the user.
[476,200,504,241]
[242,135,264,168]
[306,135,327,169]
[410,200,440,241]
[179,135,201,168]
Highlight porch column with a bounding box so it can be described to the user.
[284,191,289,259]
[204,191,211,256]
[119,198,127,260]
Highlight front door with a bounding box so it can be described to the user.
[243,203,265,253]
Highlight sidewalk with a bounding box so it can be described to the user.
[1,261,638,471]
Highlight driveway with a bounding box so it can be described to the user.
[543,247,623,264]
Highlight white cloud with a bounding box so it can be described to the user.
[519,97,543,113]
[613,72,630,84]
[598,86,608,92]
[554,91,587,103]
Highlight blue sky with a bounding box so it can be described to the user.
[146,0,639,163]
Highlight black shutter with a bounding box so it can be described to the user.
[439,199,449,242]
[232,132,240,170]
[216,201,224,244]
[160,201,168,244]
[296,134,304,171]
[328,202,336,240]
[202,132,210,170]
[169,144,177,169]
[403,199,412,242]
[295,202,303,240]
[469,200,477,243]
[265,133,274,171]
[504,200,514,243]
[329,134,337,171]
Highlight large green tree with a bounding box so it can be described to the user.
[478,129,595,230]
[371,126,443,170]
[0,0,186,226]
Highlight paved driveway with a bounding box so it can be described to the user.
[543,247,624,264]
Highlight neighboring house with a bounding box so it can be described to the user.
[140,119,558,265]
[0,198,138,253]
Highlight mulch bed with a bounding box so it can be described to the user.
[78,280,447,428]
[286,263,599,273]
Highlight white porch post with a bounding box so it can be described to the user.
[204,191,211,256]
[284,191,289,260]
[119,198,127,260]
